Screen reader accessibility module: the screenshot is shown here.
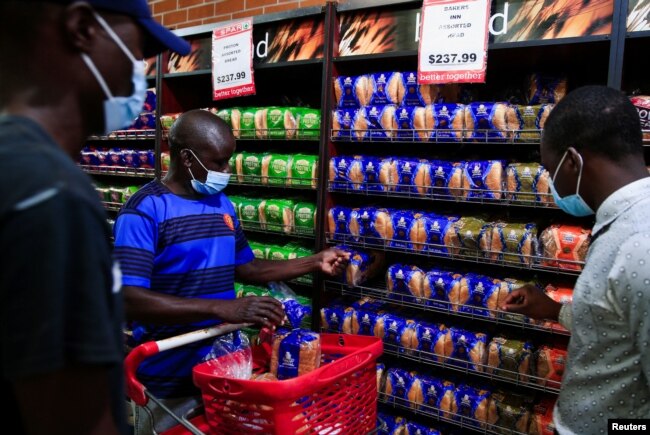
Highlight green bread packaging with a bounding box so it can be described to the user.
[266,245,294,260]
[238,197,263,230]
[235,152,263,184]
[215,108,242,138]
[260,199,295,234]
[288,154,319,188]
[293,202,316,235]
[295,108,321,139]
[248,242,267,260]
[261,153,292,185]
[239,108,257,139]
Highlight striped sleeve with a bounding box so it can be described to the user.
[234,218,254,266]
[114,208,157,288]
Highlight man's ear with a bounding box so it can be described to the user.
[61,3,97,54]
[565,147,584,175]
[181,149,193,168]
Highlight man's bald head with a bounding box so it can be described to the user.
[168,109,235,159]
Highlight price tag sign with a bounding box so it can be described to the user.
[418,0,491,84]
[212,19,256,100]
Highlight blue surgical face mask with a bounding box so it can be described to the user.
[549,150,595,217]
[81,12,147,135]
[184,149,230,195]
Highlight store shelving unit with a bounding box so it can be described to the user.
[102,1,649,432]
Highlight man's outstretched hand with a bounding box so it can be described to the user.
[501,284,562,321]
[317,248,350,276]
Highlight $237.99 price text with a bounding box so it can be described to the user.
[216,72,247,84]
[428,53,478,65]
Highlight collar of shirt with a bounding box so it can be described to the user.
[593,177,650,236]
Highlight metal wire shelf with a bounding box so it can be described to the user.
[324,280,570,337]
[326,234,585,276]
[379,393,528,435]
[328,182,557,210]
[80,165,156,178]
[229,174,318,189]
[242,223,316,239]
[380,341,561,394]
[88,129,156,140]
[331,128,543,144]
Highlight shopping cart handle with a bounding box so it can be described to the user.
[125,341,159,406]
[125,323,250,406]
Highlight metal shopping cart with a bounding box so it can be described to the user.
[125,324,383,435]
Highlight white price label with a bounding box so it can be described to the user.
[212,19,256,100]
[418,0,491,84]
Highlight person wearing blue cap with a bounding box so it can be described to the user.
[0,1,189,434]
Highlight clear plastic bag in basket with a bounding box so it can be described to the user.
[203,330,252,379]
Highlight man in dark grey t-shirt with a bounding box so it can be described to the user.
[0,1,189,434]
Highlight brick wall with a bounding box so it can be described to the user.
[148,0,334,29]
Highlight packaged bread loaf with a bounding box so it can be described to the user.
[384,367,414,400]
[408,214,431,253]
[398,319,418,355]
[399,71,438,106]
[351,207,393,245]
[514,105,553,141]
[506,163,551,204]
[464,102,509,140]
[340,246,385,287]
[453,384,493,428]
[463,160,505,200]
[377,313,409,348]
[376,363,386,395]
[536,345,567,388]
[504,105,523,140]
[449,327,488,372]
[320,305,350,332]
[215,108,242,138]
[395,106,428,141]
[458,274,502,317]
[489,222,538,265]
[413,322,452,362]
[293,202,316,234]
[260,199,294,234]
[450,216,493,254]
[528,397,557,435]
[329,155,356,190]
[334,75,372,108]
[527,74,567,105]
[404,421,442,435]
[261,153,291,185]
[377,412,404,434]
[352,307,386,337]
[419,374,456,418]
[390,210,417,249]
[489,389,533,434]
[394,158,431,195]
[237,107,257,138]
[386,264,425,302]
[426,103,465,140]
[287,154,318,189]
[255,107,297,139]
[332,109,359,139]
[631,95,650,141]
[540,225,591,270]
[429,161,464,198]
[423,214,460,256]
[236,152,263,184]
[369,72,402,105]
[424,269,462,310]
[294,107,321,139]
[238,197,263,230]
[362,156,393,192]
[270,329,321,380]
[328,206,355,241]
[160,112,181,132]
[487,337,533,382]
[358,105,397,140]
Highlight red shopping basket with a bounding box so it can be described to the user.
[193,333,383,435]
[125,325,383,435]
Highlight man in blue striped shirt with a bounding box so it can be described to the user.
[114,109,348,434]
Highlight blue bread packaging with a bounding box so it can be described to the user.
[270,329,321,380]
[386,264,425,302]
[453,383,493,428]
[369,72,401,106]
[458,274,501,317]
[465,102,508,140]
[385,367,414,401]
[390,210,416,249]
[424,269,461,310]
[327,206,355,241]
[395,105,428,141]
[419,374,456,419]
[363,104,397,140]
[425,214,460,256]
[449,327,488,372]
[332,109,358,139]
[334,75,370,108]
[463,160,505,200]
[427,103,464,141]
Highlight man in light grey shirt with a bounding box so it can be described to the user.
[503,86,650,434]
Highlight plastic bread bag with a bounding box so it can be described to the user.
[270,328,321,380]
[268,281,312,329]
[203,330,252,380]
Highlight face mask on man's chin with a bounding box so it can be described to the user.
[80,11,147,135]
